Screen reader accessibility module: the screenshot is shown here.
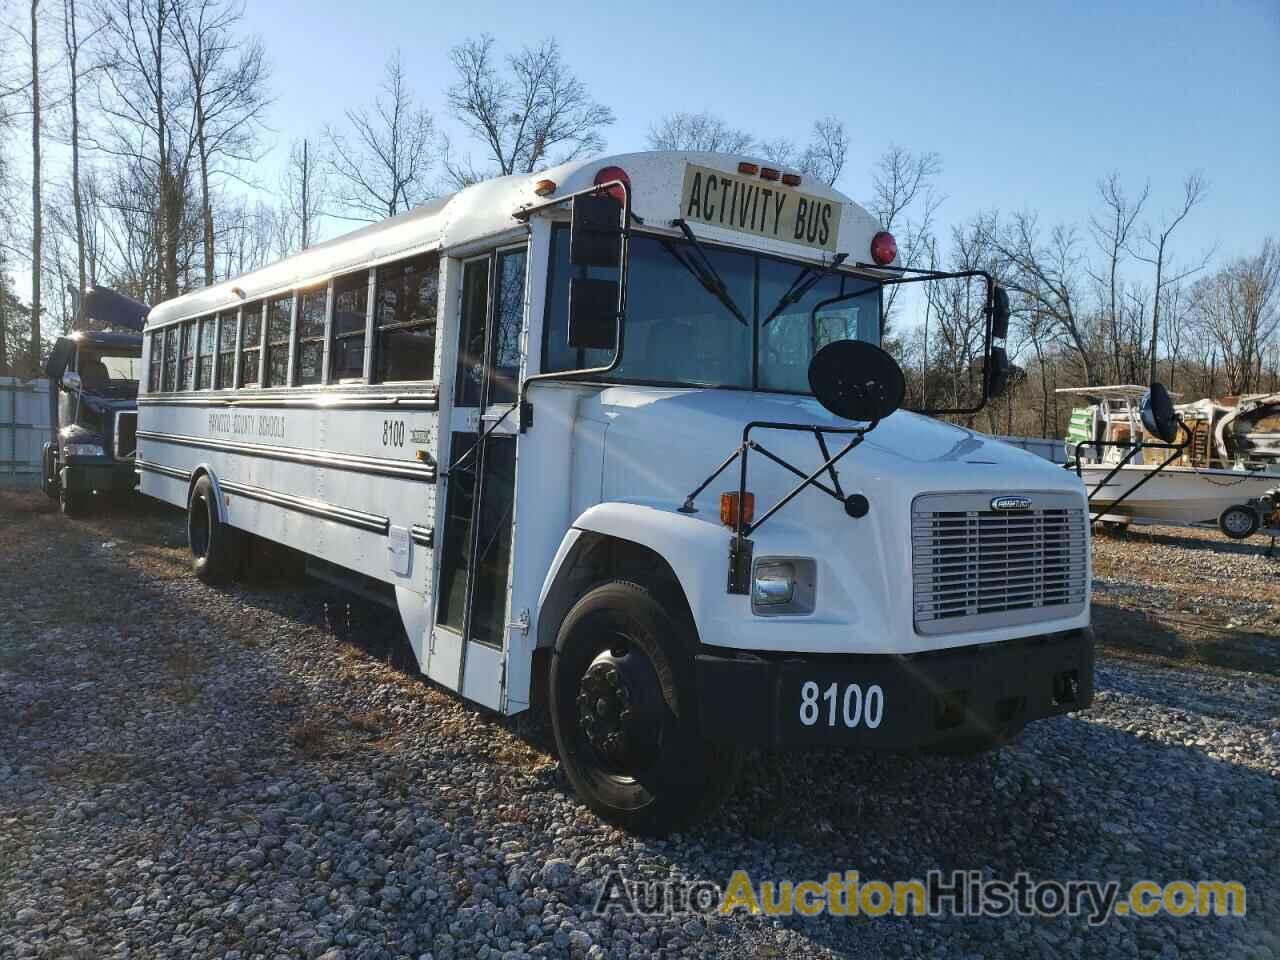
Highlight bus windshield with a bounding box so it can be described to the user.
[543,225,880,393]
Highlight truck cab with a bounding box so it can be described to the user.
[42,288,148,514]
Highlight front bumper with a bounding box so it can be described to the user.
[61,460,138,493]
[695,628,1093,749]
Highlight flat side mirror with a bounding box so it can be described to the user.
[62,370,83,392]
[808,339,905,421]
[987,346,1011,399]
[570,193,623,268]
[568,277,619,351]
[991,285,1011,340]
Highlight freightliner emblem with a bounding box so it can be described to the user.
[991,495,1033,512]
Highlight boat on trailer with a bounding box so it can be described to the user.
[1060,385,1277,538]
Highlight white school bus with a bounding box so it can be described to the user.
[138,151,1093,833]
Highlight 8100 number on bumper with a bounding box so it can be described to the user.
[798,680,884,730]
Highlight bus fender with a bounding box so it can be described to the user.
[534,503,728,649]
[185,464,228,524]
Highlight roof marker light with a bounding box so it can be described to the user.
[870,231,898,266]
[781,173,801,187]
[738,161,759,176]
[593,165,631,204]
[534,179,557,197]
[759,167,781,182]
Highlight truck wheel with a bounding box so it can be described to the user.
[1218,505,1259,540]
[549,580,741,835]
[59,485,86,516]
[41,445,59,500]
[188,475,240,583]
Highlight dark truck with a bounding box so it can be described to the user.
[42,287,149,514]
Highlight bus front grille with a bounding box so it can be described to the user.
[912,492,1088,635]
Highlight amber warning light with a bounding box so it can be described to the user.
[720,491,756,528]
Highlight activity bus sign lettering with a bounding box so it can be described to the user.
[680,162,842,251]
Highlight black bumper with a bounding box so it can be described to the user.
[695,628,1094,750]
[61,461,138,493]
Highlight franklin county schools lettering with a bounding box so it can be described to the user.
[209,411,286,441]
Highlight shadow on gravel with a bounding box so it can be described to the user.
[1098,523,1279,559]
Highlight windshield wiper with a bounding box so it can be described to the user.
[760,252,849,327]
[661,220,750,327]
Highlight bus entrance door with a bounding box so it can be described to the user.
[429,246,527,709]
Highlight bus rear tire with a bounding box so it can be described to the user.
[188,475,240,584]
[549,580,741,836]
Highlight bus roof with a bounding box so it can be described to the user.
[146,150,883,329]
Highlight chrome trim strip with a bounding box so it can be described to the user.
[136,429,437,482]
[410,525,434,548]
[136,387,438,410]
[219,478,389,534]
[136,458,192,482]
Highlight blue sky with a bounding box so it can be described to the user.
[236,0,1279,271]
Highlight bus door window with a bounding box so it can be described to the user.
[454,258,490,406]
[486,248,526,407]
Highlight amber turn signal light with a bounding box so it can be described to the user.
[720,491,756,528]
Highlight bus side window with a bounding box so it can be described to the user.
[216,311,237,389]
[196,315,215,389]
[330,272,369,383]
[374,254,438,383]
[148,332,162,393]
[240,302,263,387]
[162,326,178,392]
[264,294,293,387]
[295,287,326,386]
[180,320,196,391]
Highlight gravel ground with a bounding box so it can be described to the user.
[1,490,1278,959]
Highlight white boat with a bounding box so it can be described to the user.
[1076,462,1277,527]
[1059,385,1278,537]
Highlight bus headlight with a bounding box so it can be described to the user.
[64,442,106,457]
[752,558,816,616]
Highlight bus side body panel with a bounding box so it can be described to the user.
[137,396,440,632]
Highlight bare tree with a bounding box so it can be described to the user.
[985,211,1097,386]
[62,0,96,307]
[647,111,753,154]
[1087,173,1147,382]
[29,0,42,373]
[868,145,942,330]
[445,34,613,187]
[169,0,269,285]
[797,116,847,187]
[95,0,196,300]
[279,137,326,252]
[325,51,436,220]
[1130,172,1209,383]
[1191,238,1280,394]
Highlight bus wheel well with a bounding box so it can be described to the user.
[535,533,696,652]
[185,468,221,521]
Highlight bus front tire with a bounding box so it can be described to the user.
[188,476,240,583]
[549,580,741,836]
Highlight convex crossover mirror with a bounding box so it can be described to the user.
[807,340,906,422]
[1141,382,1179,443]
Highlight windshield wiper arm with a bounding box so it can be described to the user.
[663,219,750,327]
[760,252,849,327]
